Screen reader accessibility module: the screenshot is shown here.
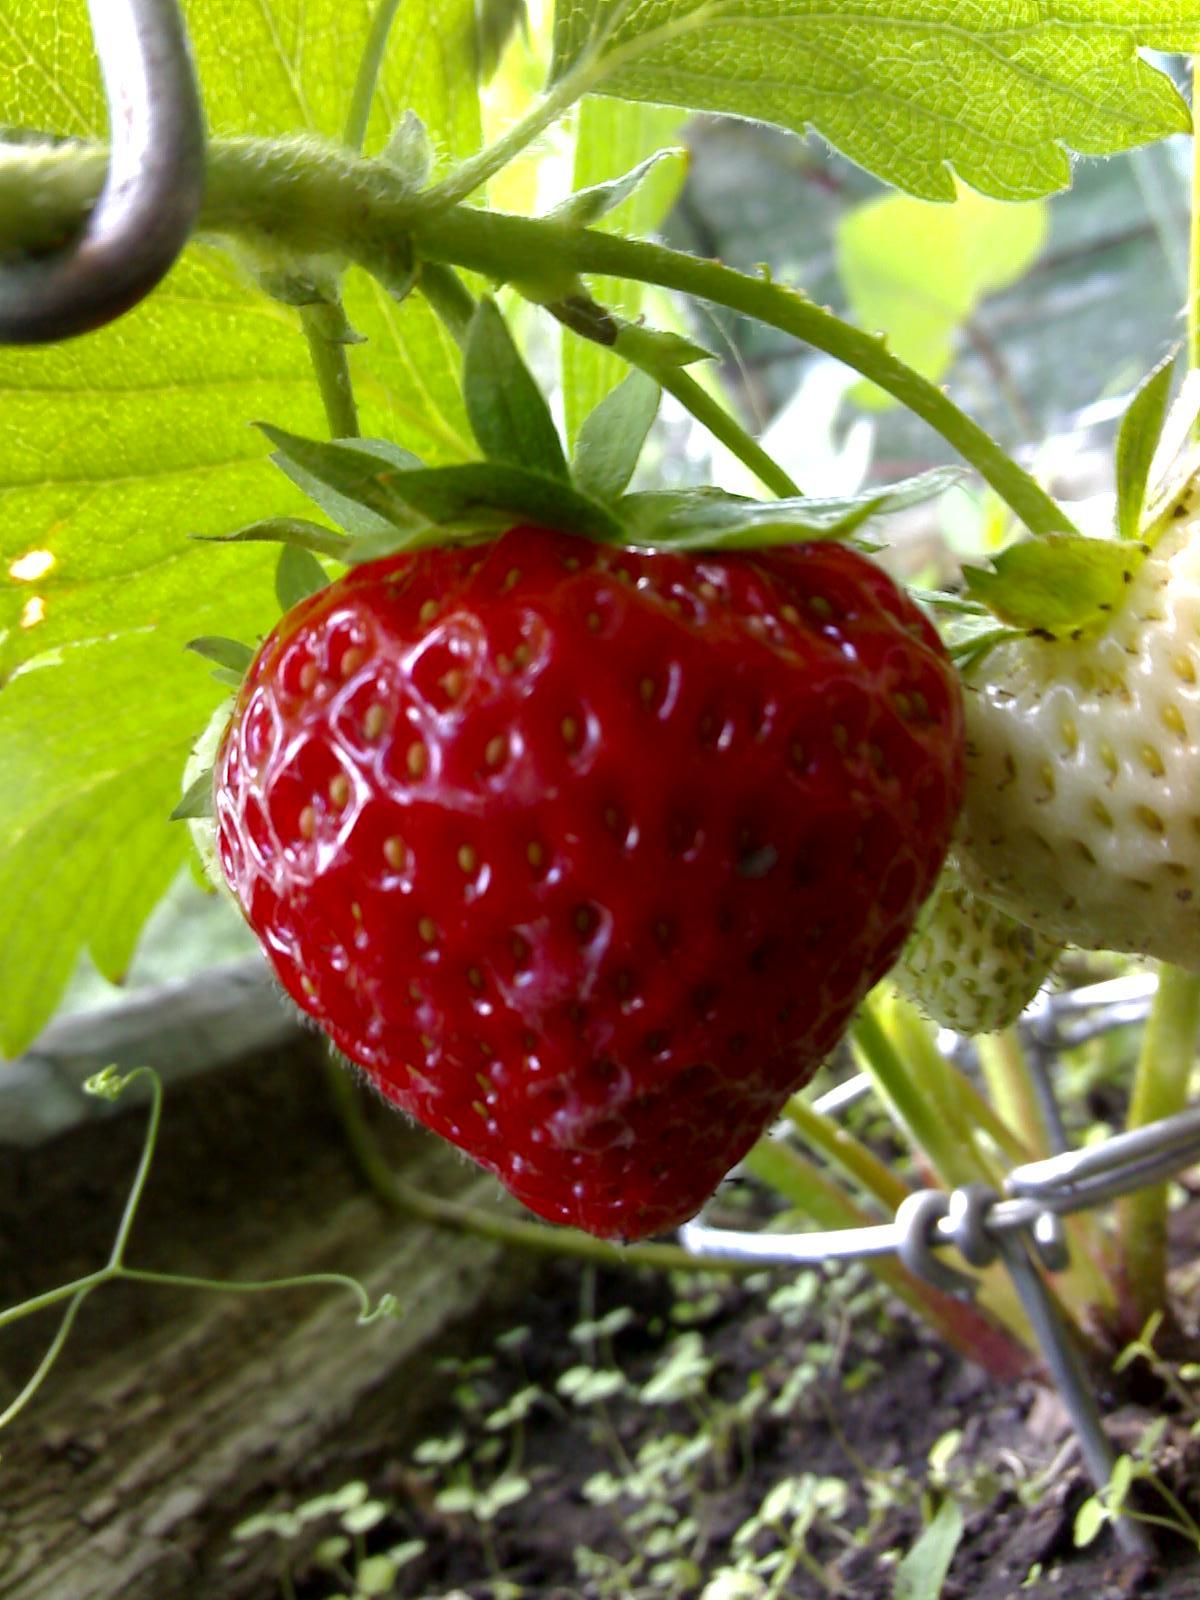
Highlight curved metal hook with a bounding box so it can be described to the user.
[0,0,205,344]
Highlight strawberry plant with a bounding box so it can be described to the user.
[6,0,1200,1535]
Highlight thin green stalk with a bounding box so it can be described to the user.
[852,998,1006,1190]
[743,1140,1034,1381]
[320,1058,761,1277]
[646,361,800,498]
[300,301,361,439]
[418,259,477,346]
[1116,964,1200,1330]
[878,997,1114,1317]
[0,1270,107,1332]
[424,72,588,209]
[782,1095,911,1214]
[344,0,406,152]
[108,1068,163,1263]
[975,1028,1051,1160]
[0,1291,90,1432]
[418,206,1075,537]
[0,138,1074,538]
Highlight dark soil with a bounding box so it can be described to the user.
[272,1250,1200,1600]
[5,1038,1200,1600]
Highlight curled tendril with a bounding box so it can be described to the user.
[0,1063,403,1435]
[359,1291,401,1325]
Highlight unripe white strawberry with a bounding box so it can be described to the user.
[892,858,1060,1034]
[955,509,1200,968]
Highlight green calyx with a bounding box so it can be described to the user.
[944,354,1200,657]
[219,298,959,575]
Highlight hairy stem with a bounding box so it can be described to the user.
[300,301,361,438]
[423,67,594,208]
[344,0,407,152]
[0,137,1072,536]
[1116,964,1200,1332]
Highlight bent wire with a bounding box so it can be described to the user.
[0,0,204,344]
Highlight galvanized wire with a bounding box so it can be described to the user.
[0,0,204,342]
[677,975,1189,1559]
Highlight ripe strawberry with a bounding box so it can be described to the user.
[212,525,964,1239]
[892,857,1060,1035]
[956,513,1200,968]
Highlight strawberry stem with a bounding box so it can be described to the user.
[1114,964,1200,1335]
[300,297,361,440]
[0,137,1076,541]
[852,995,1008,1190]
[783,1094,912,1214]
[975,1028,1052,1160]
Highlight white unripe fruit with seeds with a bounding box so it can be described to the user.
[956,510,1200,968]
[893,858,1060,1035]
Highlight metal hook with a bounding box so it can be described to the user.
[0,0,205,344]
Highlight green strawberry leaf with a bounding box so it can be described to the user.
[963,533,1149,636]
[0,0,481,1055]
[572,371,662,502]
[837,187,1048,408]
[187,637,256,673]
[551,3,1195,202]
[171,769,216,823]
[261,426,438,532]
[275,544,330,610]
[617,468,962,550]
[549,148,687,229]
[464,299,570,480]
[270,437,425,540]
[1116,349,1178,540]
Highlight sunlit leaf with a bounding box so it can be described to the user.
[552,2,1196,202]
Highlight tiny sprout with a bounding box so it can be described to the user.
[476,1473,532,1519]
[413,1430,466,1466]
[386,1538,426,1569]
[570,1305,635,1344]
[928,1428,964,1480]
[638,1333,712,1405]
[557,1366,625,1404]
[313,1534,351,1567]
[484,1383,542,1430]
[341,1499,388,1535]
[330,1480,370,1511]
[357,1554,400,1596]
[582,1471,625,1506]
[232,1509,301,1541]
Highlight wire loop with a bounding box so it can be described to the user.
[0,0,204,343]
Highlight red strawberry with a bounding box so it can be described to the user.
[213,525,964,1239]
